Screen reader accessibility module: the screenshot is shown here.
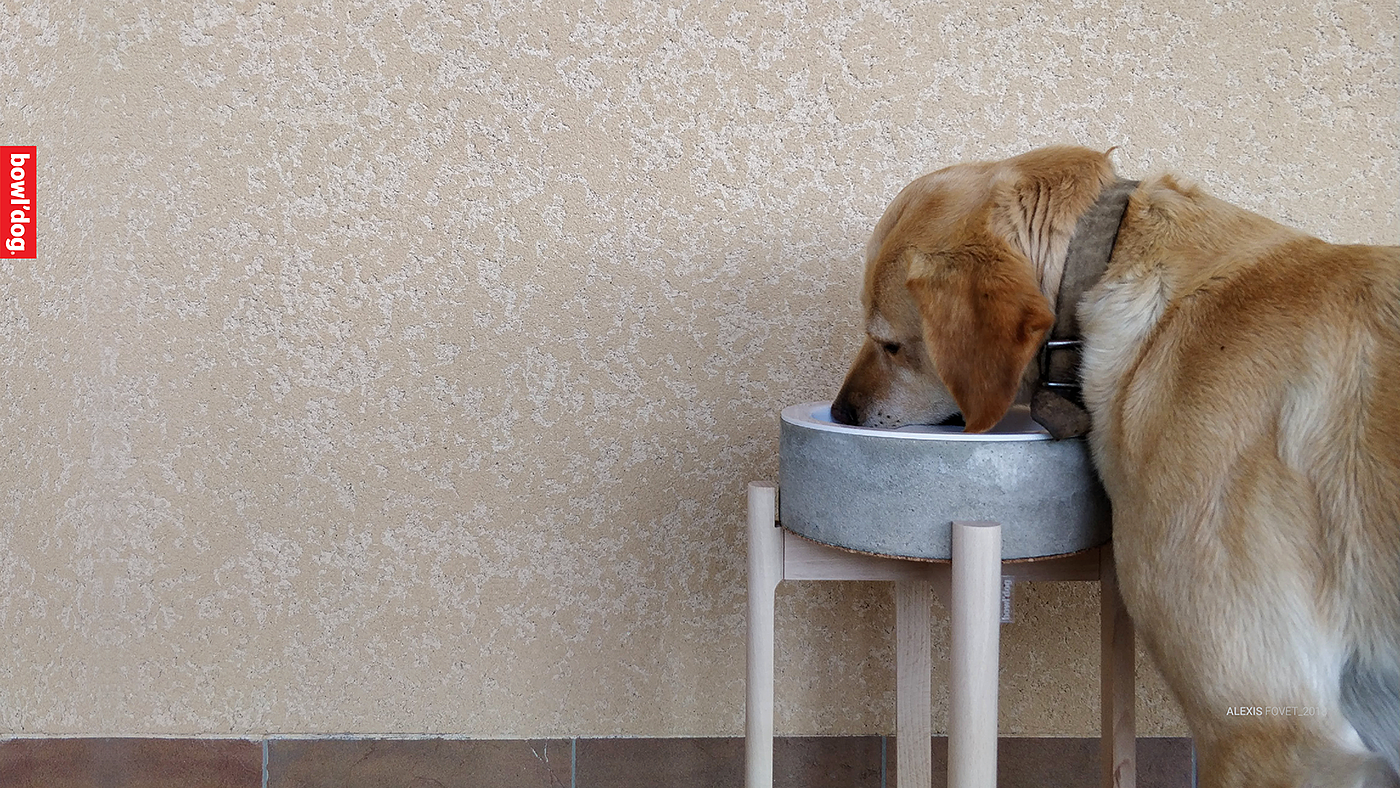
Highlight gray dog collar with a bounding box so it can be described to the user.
[1030,177,1139,440]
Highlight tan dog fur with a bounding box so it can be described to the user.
[832,147,1400,787]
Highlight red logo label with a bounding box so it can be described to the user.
[5,146,36,259]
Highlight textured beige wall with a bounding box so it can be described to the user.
[0,0,1394,738]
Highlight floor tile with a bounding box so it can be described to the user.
[1000,737,1098,787]
[575,738,741,788]
[884,737,1192,788]
[267,738,571,788]
[0,738,261,788]
[772,737,883,788]
[1137,737,1194,788]
[575,736,881,788]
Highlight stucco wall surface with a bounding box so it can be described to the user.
[0,0,1394,737]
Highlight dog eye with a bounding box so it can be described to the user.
[880,342,901,355]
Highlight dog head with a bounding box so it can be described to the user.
[831,146,1118,432]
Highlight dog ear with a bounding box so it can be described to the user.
[906,246,1054,432]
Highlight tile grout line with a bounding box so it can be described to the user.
[571,737,577,788]
[262,739,269,788]
[880,735,887,788]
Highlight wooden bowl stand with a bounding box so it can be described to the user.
[745,481,1137,788]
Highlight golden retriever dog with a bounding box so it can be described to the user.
[831,146,1400,788]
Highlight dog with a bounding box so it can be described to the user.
[831,146,1400,788]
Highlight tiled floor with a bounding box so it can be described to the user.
[0,736,1193,787]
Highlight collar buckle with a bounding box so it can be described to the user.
[1038,339,1082,390]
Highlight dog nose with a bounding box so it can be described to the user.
[830,397,859,425]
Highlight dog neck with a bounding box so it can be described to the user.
[1029,177,1139,439]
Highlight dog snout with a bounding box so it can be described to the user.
[830,395,859,425]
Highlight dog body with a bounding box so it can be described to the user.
[832,147,1400,787]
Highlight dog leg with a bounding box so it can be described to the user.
[1194,718,1392,788]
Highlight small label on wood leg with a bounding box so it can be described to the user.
[1000,576,1014,623]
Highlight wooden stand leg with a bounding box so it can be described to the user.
[746,482,783,788]
[1100,544,1136,788]
[896,579,934,788]
[949,521,1001,788]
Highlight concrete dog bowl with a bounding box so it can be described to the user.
[778,402,1110,560]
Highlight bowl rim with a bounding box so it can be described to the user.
[781,401,1053,443]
